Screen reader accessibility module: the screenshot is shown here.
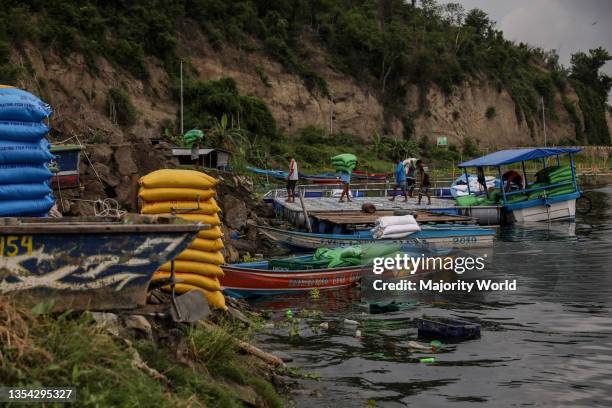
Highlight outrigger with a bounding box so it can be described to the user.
[457,147,582,223]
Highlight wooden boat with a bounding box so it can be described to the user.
[221,246,453,298]
[246,166,288,180]
[257,224,495,250]
[49,144,82,189]
[352,170,388,181]
[0,215,204,311]
[458,147,582,223]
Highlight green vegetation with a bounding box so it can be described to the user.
[485,106,496,119]
[0,1,609,145]
[569,47,612,145]
[0,298,283,407]
[106,88,138,126]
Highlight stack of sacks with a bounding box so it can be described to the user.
[139,169,226,310]
[450,174,498,198]
[331,153,357,173]
[0,86,55,217]
[314,243,402,268]
[371,215,421,239]
[536,165,572,184]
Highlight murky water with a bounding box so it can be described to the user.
[254,189,612,407]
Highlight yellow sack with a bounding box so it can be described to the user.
[139,187,216,202]
[153,271,221,291]
[155,212,221,226]
[140,169,218,190]
[161,283,226,309]
[190,238,224,252]
[176,249,224,265]
[141,199,221,215]
[197,226,223,240]
[159,260,224,277]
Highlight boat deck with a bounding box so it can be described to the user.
[312,211,476,226]
[275,196,454,213]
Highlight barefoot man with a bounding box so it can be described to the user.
[286,155,299,203]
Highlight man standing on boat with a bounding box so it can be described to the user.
[405,158,417,197]
[389,158,408,202]
[417,160,432,205]
[338,169,352,203]
[286,155,299,203]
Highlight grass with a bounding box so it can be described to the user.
[0,296,285,407]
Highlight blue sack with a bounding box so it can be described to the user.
[0,120,50,142]
[0,164,53,184]
[0,139,53,164]
[0,183,52,200]
[0,194,55,216]
[0,87,52,122]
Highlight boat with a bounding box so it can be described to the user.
[257,224,495,250]
[246,166,288,180]
[49,144,82,189]
[457,147,582,223]
[0,215,204,311]
[221,245,453,298]
[248,166,344,185]
[352,170,388,181]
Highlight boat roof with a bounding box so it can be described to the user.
[458,147,582,168]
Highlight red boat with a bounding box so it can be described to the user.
[352,170,388,181]
[220,248,453,298]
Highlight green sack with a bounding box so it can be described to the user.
[547,186,576,197]
[332,153,357,163]
[183,129,204,147]
[506,194,527,203]
[456,194,481,206]
[479,199,497,206]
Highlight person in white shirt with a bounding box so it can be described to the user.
[286,155,299,203]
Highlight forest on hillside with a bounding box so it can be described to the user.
[1,0,610,160]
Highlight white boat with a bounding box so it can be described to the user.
[457,147,582,223]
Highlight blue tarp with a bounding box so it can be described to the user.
[458,148,582,168]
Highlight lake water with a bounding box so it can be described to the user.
[254,188,612,407]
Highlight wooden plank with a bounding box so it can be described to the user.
[311,210,475,226]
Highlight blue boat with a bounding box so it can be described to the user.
[49,144,82,189]
[246,166,288,180]
[458,147,582,223]
[0,216,203,311]
[257,224,495,250]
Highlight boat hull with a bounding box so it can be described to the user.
[0,219,199,311]
[506,198,576,223]
[50,144,82,189]
[221,264,367,297]
[503,192,579,223]
[221,256,446,298]
[257,225,495,251]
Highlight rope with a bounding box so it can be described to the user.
[71,198,126,218]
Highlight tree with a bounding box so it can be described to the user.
[464,8,493,38]
[570,47,612,101]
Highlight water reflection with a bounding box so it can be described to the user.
[254,190,612,407]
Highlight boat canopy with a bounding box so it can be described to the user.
[458,147,582,168]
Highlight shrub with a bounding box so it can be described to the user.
[106,88,137,126]
[485,106,496,119]
[462,137,480,158]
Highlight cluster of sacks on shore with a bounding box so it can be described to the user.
[139,169,226,310]
[0,86,55,216]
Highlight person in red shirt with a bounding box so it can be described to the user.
[502,170,524,192]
